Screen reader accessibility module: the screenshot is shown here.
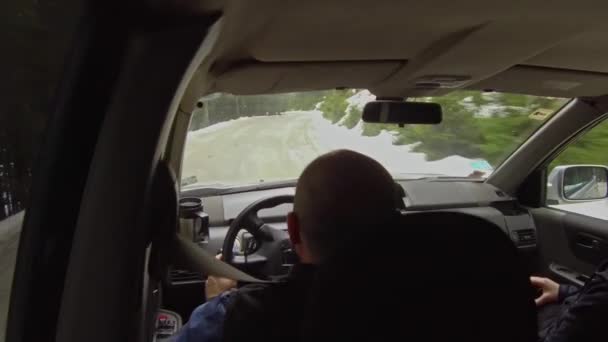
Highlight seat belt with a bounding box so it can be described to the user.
[173,234,272,284]
[149,160,271,284]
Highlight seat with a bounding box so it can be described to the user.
[302,211,538,342]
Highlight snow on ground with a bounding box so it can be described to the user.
[346,89,375,110]
[0,211,24,342]
[187,116,261,138]
[477,104,528,118]
[482,92,502,101]
[183,110,491,186]
[459,96,528,118]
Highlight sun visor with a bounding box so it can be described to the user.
[469,65,608,97]
[211,61,403,95]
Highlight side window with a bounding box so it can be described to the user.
[0,0,81,339]
[545,118,608,220]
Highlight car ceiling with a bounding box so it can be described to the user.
[181,0,608,110]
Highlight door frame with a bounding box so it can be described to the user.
[7,4,219,342]
[488,97,608,194]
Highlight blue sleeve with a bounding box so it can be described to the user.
[173,291,235,342]
[558,284,580,303]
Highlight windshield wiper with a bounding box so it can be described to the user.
[391,172,447,181]
[416,175,486,182]
[181,179,298,197]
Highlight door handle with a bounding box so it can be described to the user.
[577,241,598,249]
[576,236,602,250]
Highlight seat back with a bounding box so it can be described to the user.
[302,211,537,341]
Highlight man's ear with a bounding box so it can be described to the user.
[287,212,301,245]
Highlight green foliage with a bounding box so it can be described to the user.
[401,93,567,164]
[314,89,571,166]
[362,122,393,137]
[550,120,608,171]
[474,95,566,164]
[341,107,362,129]
[319,90,351,124]
[395,92,485,160]
[474,114,545,164]
[190,89,608,173]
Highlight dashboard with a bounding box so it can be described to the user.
[181,179,538,258]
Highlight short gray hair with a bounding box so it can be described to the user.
[294,150,398,260]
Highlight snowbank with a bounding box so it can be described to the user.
[188,115,262,138]
[182,107,494,186]
[459,94,528,118]
[306,110,490,177]
[346,90,376,110]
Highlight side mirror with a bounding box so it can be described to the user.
[547,165,608,204]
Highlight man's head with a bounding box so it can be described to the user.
[287,150,398,263]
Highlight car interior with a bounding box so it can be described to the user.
[5,0,608,341]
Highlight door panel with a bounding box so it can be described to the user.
[531,207,606,285]
[528,116,608,285]
[563,214,608,264]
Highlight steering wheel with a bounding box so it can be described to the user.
[222,194,295,278]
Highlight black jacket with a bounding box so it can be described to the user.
[544,261,608,342]
[222,264,316,342]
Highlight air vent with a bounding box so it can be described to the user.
[512,229,536,246]
[495,190,506,197]
[169,269,203,284]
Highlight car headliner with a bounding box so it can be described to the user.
[178,0,608,112]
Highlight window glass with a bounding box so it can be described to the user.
[546,119,608,220]
[0,0,81,339]
[182,90,567,188]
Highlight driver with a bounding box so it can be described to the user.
[173,149,400,342]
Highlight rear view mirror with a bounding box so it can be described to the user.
[362,101,442,125]
[547,165,608,203]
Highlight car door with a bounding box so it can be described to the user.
[530,117,608,286]
[4,0,218,340]
[1,0,86,340]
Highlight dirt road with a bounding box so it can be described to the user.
[182,111,488,187]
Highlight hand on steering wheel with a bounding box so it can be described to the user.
[205,254,237,299]
[222,195,294,278]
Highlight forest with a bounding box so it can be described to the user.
[192,89,608,170]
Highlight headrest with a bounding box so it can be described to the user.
[302,211,537,342]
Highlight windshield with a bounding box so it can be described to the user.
[181,90,568,188]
